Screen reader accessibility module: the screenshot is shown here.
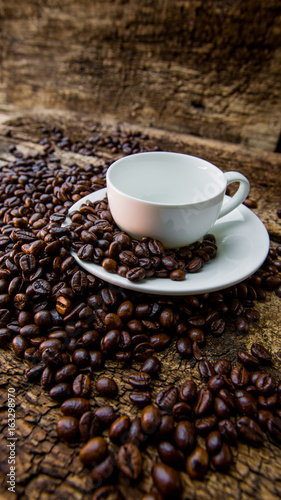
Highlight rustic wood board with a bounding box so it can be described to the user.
[0,0,281,151]
[0,110,281,500]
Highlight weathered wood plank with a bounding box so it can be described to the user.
[0,0,281,151]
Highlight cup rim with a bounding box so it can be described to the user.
[106,151,226,207]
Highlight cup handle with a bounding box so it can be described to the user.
[218,171,250,219]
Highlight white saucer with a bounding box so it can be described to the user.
[67,188,270,296]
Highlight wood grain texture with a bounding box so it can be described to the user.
[0,0,281,151]
[0,110,280,500]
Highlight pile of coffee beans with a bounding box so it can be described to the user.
[0,124,281,500]
[66,197,218,282]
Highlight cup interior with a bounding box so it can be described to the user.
[107,152,226,205]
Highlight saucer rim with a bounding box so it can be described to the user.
[67,188,270,296]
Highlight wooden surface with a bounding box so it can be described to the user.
[0,109,281,500]
[0,0,281,151]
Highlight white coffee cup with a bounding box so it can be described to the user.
[106,151,250,248]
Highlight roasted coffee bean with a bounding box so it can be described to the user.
[157,441,185,470]
[218,388,236,413]
[179,379,197,404]
[218,419,238,446]
[55,363,78,383]
[72,348,90,367]
[109,415,131,444]
[194,388,213,417]
[230,364,249,387]
[142,319,160,334]
[56,416,79,442]
[79,411,100,441]
[102,258,118,274]
[255,373,276,394]
[40,366,54,389]
[133,342,154,361]
[176,337,192,358]
[237,350,260,370]
[129,390,152,407]
[24,346,41,364]
[0,308,11,328]
[126,267,147,281]
[32,279,51,296]
[56,296,72,316]
[141,405,161,435]
[12,335,30,357]
[211,442,233,472]
[39,339,62,353]
[19,254,37,272]
[95,405,118,428]
[170,269,185,281]
[234,389,258,418]
[245,308,260,322]
[152,463,182,497]
[251,343,272,364]
[49,382,72,402]
[100,330,121,356]
[187,257,203,273]
[172,402,192,421]
[156,385,178,411]
[42,347,63,368]
[25,362,45,381]
[235,316,249,334]
[214,397,231,419]
[128,371,151,389]
[73,373,91,397]
[115,350,131,363]
[34,309,52,327]
[127,319,142,335]
[118,330,131,350]
[188,327,205,344]
[61,397,91,417]
[118,442,142,480]
[18,311,33,326]
[71,270,89,293]
[174,420,196,453]
[89,351,104,371]
[236,416,263,447]
[207,374,226,393]
[119,250,139,267]
[214,358,232,375]
[96,376,118,398]
[104,313,123,330]
[81,330,100,348]
[267,416,281,445]
[194,415,217,436]
[186,446,209,479]
[20,323,40,337]
[141,356,161,377]
[258,409,274,429]
[263,275,281,290]
[0,328,12,346]
[198,359,215,379]
[117,300,134,321]
[210,318,226,336]
[205,430,222,455]
[92,485,124,500]
[258,392,278,410]
[125,417,146,448]
[79,436,108,466]
[131,333,148,345]
[149,333,171,351]
[91,453,117,489]
[250,370,265,384]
